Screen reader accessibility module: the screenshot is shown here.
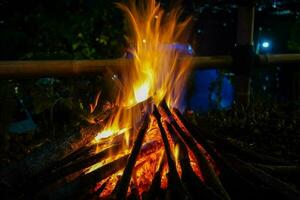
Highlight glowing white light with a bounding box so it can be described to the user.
[262,42,270,48]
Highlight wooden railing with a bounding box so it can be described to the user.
[0,1,300,104]
[0,54,299,78]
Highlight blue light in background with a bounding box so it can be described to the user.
[262,41,270,48]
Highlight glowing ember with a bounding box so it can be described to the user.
[93,128,129,144]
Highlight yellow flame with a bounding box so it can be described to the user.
[174,143,180,162]
[134,82,150,103]
[91,0,192,156]
[117,0,192,108]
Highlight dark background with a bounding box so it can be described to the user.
[0,0,299,164]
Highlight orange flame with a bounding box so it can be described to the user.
[116,0,192,108]
[92,0,192,146]
[86,0,197,197]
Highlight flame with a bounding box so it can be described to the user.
[174,143,180,165]
[86,0,198,197]
[92,0,192,146]
[89,91,101,113]
[134,82,150,103]
[117,0,192,108]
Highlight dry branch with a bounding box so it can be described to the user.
[224,153,300,200]
[0,124,101,197]
[160,101,230,200]
[41,155,129,200]
[172,108,293,165]
[113,114,150,199]
[166,122,224,200]
[153,106,191,200]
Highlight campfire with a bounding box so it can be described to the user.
[76,1,228,199]
[34,1,230,199]
[2,1,300,200]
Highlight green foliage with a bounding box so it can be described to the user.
[288,19,300,52]
[0,0,125,60]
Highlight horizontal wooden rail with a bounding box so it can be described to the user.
[258,54,300,66]
[0,54,299,78]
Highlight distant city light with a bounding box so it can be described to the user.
[262,41,270,48]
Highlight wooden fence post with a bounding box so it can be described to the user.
[233,2,255,106]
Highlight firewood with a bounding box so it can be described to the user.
[223,153,300,200]
[39,155,129,200]
[142,152,166,200]
[127,183,140,200]
[112,114,150,199]
[34,144,125,190]
[0,124,102,198]
[165,122,224,200]
[153,106,192,200]
[254,163,300,177]
[159,101,230,200]
[173,108,294,165]
[172,108,277,200]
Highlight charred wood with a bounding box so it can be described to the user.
[39,155,129,200]
[159,101,230,200]
[153,106,192,200]
[224,153,300,200]
[173,108,295,165]
[166,122,224,200]
[0,124,102,198]
[112,114,150,200]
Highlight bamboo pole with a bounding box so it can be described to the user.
[259,54,300,66]
[0,54,299,77]
[234,3,255,105]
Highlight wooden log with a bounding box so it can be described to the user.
[40,155,129,200]
[173,108,294,199]
[0,124,101,198]
[172,108,270,200]
[153,106,192,200]
[159,101,230,200]
[33,144,125,191]
[142,153,166,200]
[127,183,140,200]
[224,153,300,200]
[34,145,94,181]
[172,108,294,165]
[166,122,224,200]
[80,178,109,200]
[253,164,300,186]
[112,114,150,199]
[254,164,300,177]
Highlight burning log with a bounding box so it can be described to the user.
[172,108,300,200]
[165,122,224,200]
[142,153,166,200]
[153,106,192,200]
[33,144,125,190]
[112,114,150,199]
[173,108,294,166]
[41,155,129,200]
[159,101,230,200]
